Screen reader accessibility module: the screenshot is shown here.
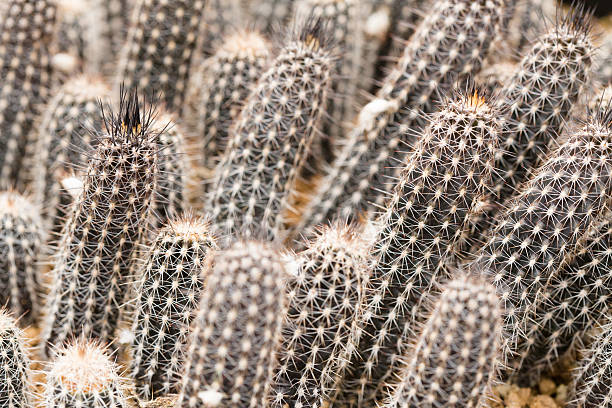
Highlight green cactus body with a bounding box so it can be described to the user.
[272,223,370,408]
[117,0,206,111]
[296,0,507,235]
[32,75,109,233]
[44,340,129,408]
[177,241,288,408]
[207,18,333,243]
[0,192,44,326]
[0,310,29,408]
[476,108,612,372]
[337,91,500,407]
[382,276,502,408]
[0,0,56,188]
[130,216,217,400]
[41,90,158,356]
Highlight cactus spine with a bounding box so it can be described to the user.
[272,223,370,408]
[382,276,502,408]
[476,107,612,373]
[0,309,29,408]
[177,241,288,408]
[0,0,56,188]
[130,216,217,400]
[32,76,109,232]
[41,90,159,356]
[207,18,333,243]
[0,192,44,326]
[44,339,129,408]
[296,0,507,234]
[336,91,500,406]
[117,0,206,111]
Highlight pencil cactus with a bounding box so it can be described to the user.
[177,241,288,408]
[130,216,217,400]
[207,17,333,243]
[0,309,29,408]
[0,192,44,326]
[41,89,159,356]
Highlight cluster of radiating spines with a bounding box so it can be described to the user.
[150,113,187,230]
[0,192,44,326]
[333,90,501,406]
[295,0,507,236]
[382,276,502,408]
[207,17,333,243]
[44,339,129,408]
[177,241,288,408]
[41,90,159,357]
[0,0,56,189]
[130,216,217,400]
[0,309,30,408]
[117,0,206,111]
[247,0,296,33]
[272,222,370,408]
[474,107,612,375]
[32,75,110,234]
[187,30,270,174]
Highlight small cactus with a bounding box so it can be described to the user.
[41,89,159,356]
[117,0,206,111]
[130,216,217,400]
[44,339,129,408]
[337,90,501,406]
[207,17,333,243]
[382,276,502,408]
[0,192,44,326]
[176,241,288,408]
[32,75,109,232]
[0,0,56,188]
[272,222,370,408]
[296,0,507,234]
[0,309,29,408]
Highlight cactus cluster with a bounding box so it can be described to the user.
[1,0,612,407]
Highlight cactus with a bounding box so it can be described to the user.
[186,30,270,174]
[197,0,244,58]
[32,75,109,232]
[151,113,186,230]
[44,339,129,408]
[247,0,296,33]
[507,0,557,54]
[0,0,56,189]
[595,31,612,86]
[0,192,44,326]
[0,309,29,408]
[475,61,517,97]
[130,216,217,400]
[41,89,159,357]
[207,17,333,243]
[382,276,502,408]
[272,222,370,408]
[295,0,507,235]
[117,0,206,111]
[475,107,612,372]
[103,0,132,60]
[336,90,501,406]
[52,172,84,239]
[177,241,288,408]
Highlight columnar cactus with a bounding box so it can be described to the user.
[102,0,132,60]
[130,216,217,400]
[117,0,206,111]
[508,0,557,54]
[44,339,129,408]
[186,31,270,173]
[248,0,295,33]
[0,192,44,325]
[41,89,159,357]
[32,75,109,232]
[336,91,501,406]
[0,0,56,188]
[272,223,370,408]
[177,241,288,408]
[197,0,243,57]
[296,0,507,234]
[382,276,502,408]
[475,107,612,371]
[52,173,84,239]
[0,309,29,408]
[207,17,333,243]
